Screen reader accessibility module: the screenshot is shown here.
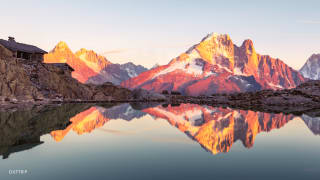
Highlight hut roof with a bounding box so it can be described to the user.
[51,63,75,71]
[0,38,47,54]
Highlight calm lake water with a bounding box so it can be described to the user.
[1,103,320,180]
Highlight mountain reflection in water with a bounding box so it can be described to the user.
[46,103,320,155]
[50,104,146,142]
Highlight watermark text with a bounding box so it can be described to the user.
[8,169,28,175]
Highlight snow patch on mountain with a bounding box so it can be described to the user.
[216,112,233,122]
[185,109,203,123]
[234,67,246,76]
[78,53,101,73]
[125,67,138,77]
[268,82,284,89]
[152,60,204,79]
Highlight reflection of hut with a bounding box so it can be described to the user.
[1,136,43,159]
[0,37,47,61]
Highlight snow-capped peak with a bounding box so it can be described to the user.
[200,32,229,42]
[122,33,305,96]
[299,54,320,80]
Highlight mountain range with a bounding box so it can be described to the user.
[44,42,147,85]
[43,33,319,96]
[122,33,305,96]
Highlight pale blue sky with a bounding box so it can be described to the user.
[0,0,319,69]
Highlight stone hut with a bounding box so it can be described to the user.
[50,63,74,72]
[0,37,47,62]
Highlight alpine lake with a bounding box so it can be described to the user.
[1,103,320,180]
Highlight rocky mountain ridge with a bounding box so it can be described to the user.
[44,42,147,85]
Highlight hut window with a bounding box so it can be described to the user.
[23,53,30,60]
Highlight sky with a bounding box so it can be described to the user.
[0,0,319,69]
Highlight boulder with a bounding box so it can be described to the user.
[0,44,12,59]
[132,89,166,101]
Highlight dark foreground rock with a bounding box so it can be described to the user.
[0,59,132,103]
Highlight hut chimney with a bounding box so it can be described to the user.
[8,37,15,42]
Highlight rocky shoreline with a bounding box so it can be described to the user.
[166,80,320,116]
[2,80,320,116]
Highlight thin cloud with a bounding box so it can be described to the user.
[98,125,160,135]
[148,43,193,49]
[102,49,129,55]
[97,128,135,135]
[102,43,191,55]
[298,20,320,24]
[151,137,195,144]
